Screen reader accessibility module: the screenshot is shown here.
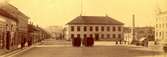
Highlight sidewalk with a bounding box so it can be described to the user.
[0,42,42,57]
[0,49,9,56]
[0,46,34,57]
[0,48,22,56]
[0,39,53,57]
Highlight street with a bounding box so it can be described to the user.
[12,39,164,57]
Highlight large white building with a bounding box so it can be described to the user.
[65,16,124,41]
[155,11,167,44]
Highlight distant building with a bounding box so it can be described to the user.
[28,24,50,44]
[134,27,155,41]
[65,16,124,41]
[124,27,155,46]
[155,11,167,44]
[45,26,63,40]
[123,27,133,44]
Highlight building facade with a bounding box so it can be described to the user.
[155,11,167,44]
[28,24,50,45]
[0,3,29,50]
[0,13,17,49]
[65,16,124,41]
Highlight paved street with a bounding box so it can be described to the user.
[12,39,165,57]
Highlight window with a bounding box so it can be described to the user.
[101,34,104,39]
[90,34,93,38]
[71,34,74,38]
[156,18,158,22]
[77,34,80,38]
[159,24,161,28]
[166,23,167,28]
[113,26,116,31]
[166,32,167,37]
[113,34,116,38]
[84,26,87,31]
[155,32,158,36]
[84,34,87,38]
[118,27,121,31]
[159,32,161,37]
[162,32,164,37]
[95,26,99,31]
[101,26,104,31]
[90,26,93,31]
[163,24,165,28]
[118,34,121,38]
[107,34,110,38]
[107,26,110,31]
[71,26,74,31]
[156,24,158,28]
[77,26,80,31]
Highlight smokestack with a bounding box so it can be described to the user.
[132,14,135,28]
[132,14,136,42]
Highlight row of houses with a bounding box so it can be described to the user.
[0,2,50,50]
[28,24,50,45]
[0,3,29,50]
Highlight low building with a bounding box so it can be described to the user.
[0,3,29,50]
[28,24,50,44]
[65,16,124,42]
[124,27,155,46]
[0,9,17,49]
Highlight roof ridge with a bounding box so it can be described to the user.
[67,16,124,25]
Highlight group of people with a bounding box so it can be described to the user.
[72,37,94,47]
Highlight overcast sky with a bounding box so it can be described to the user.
[7,0,167,28]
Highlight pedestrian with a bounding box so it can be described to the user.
[72,37,81,47]
[87,37,94,47]
[82,37,87,46]
[28,36,32,46]
[21,37,26,48]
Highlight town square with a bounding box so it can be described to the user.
[0,0,167,57]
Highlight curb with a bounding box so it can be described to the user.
[0,46,34,57]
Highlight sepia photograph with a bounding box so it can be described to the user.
[0,0,167,57]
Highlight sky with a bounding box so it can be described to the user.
[6,0,167,28]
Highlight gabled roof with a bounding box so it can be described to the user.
[0,3,29,22]
[67,16,124,25]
